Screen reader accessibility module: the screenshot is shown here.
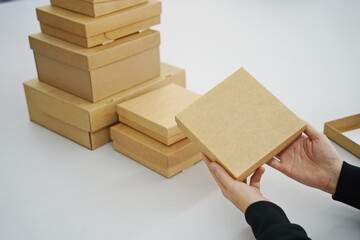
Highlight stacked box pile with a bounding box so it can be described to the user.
[24,0,186,150]
[111,84,203,178]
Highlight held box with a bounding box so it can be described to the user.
[117,84,200,146]
[324,114,360,158]
[50,0,148,18]
[29,30,160,103]
[23,63,186,150]
[36,0,161,48]
[111,124,202,178]
[176,68,306,181]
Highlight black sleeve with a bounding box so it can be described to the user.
[245,201,310,240]
[332,161,360,209]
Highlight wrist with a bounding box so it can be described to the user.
[326,160,343,195]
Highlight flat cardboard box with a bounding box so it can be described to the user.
[117,84,200,146]
[324,114,360,158]
[111,124,202,178]
[50,0,148,18]
[37,0,161,48]
[29,30,160,102]
[175,68,306,181]
[23,63,186,135]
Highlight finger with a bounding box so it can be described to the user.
[202,153,211,165]
[266,158,282,171]
[250,167,265,189]
[209,162,236,190]
[304,123,322,140]
[202,154,228,191]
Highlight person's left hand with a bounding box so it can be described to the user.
[203,154,269,213]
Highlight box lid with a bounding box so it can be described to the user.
[175,68,306,181]
[23,63,186,133]
[117,84,200,144]
[29,30,160,71]
[36,0,161,38]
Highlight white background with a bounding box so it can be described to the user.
[0,0,359,239]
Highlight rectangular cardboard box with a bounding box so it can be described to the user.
[117,84,200,146]
[176,68,306,181]
[50,0,148,18]
[23,63,186,149]
[37,0,161,48]
[111,124,202,178]
[29,30,160,102]
[324,114,360,158]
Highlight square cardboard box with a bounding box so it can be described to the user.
[50,0,148,18]
[176,68,306,181]
[29,30,160,102]
[37,0,161,48]
[324,114,360,158]
[111,124,202,178]
[23,63,186,149]
[117,84,200,146]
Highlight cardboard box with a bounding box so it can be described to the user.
[29,30,160,102]
[23,63,186,149]
[111,124,202,178]
[175,68,306,181]
[117,84,200,146]
[37,0,161,48]
[50,0,148,18]
[324,114,360,158]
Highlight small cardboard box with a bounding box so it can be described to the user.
[23,63,186,149]
[50,0,148,18]
[29,30,160,103]
[324,114,360,158]
[175,68,306,181]
[36,0,161,48]
[111,124,202,178]
[117,84,200,146]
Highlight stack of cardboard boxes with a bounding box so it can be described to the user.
[23,0,187,150]
[112,84,202,178]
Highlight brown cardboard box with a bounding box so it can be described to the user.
[175,68,306,181]
[37,0,161,48]
[117,84,200,146]
[29,30,160,102]
[50,0,148,18]
[23,63,186,149]
[324,114,360,158]
[111,124,202,178]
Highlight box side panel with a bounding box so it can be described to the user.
[25,95,92,149]
[89,63,185,132]
[326,114,360,132]
[167,153,202,178]
[91,47,160,102]
[111,125,168,169]
[90,127,111,150]
[35,53,94,102]
[324,124,360,158]
[24,80,91,131]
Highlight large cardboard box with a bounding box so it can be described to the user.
[176,68,306,181]
[50,0,148,18]
[29,30,160,103]
[36,0,161,48]
[23,63,186,149]
[324,114,360,158]
[111,124,202,178]
[117,84,200,146]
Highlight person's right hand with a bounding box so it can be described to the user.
[267,123,343,195]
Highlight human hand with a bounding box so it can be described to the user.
[267,123,343,194]
[203,154,268,213]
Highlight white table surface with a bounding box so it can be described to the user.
[0,0,359,239]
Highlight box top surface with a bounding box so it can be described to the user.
[36,0,161,37]
[111,123,193,156]
[117,84,200,137]
[29,30,160,70]
[176,68,306,180]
